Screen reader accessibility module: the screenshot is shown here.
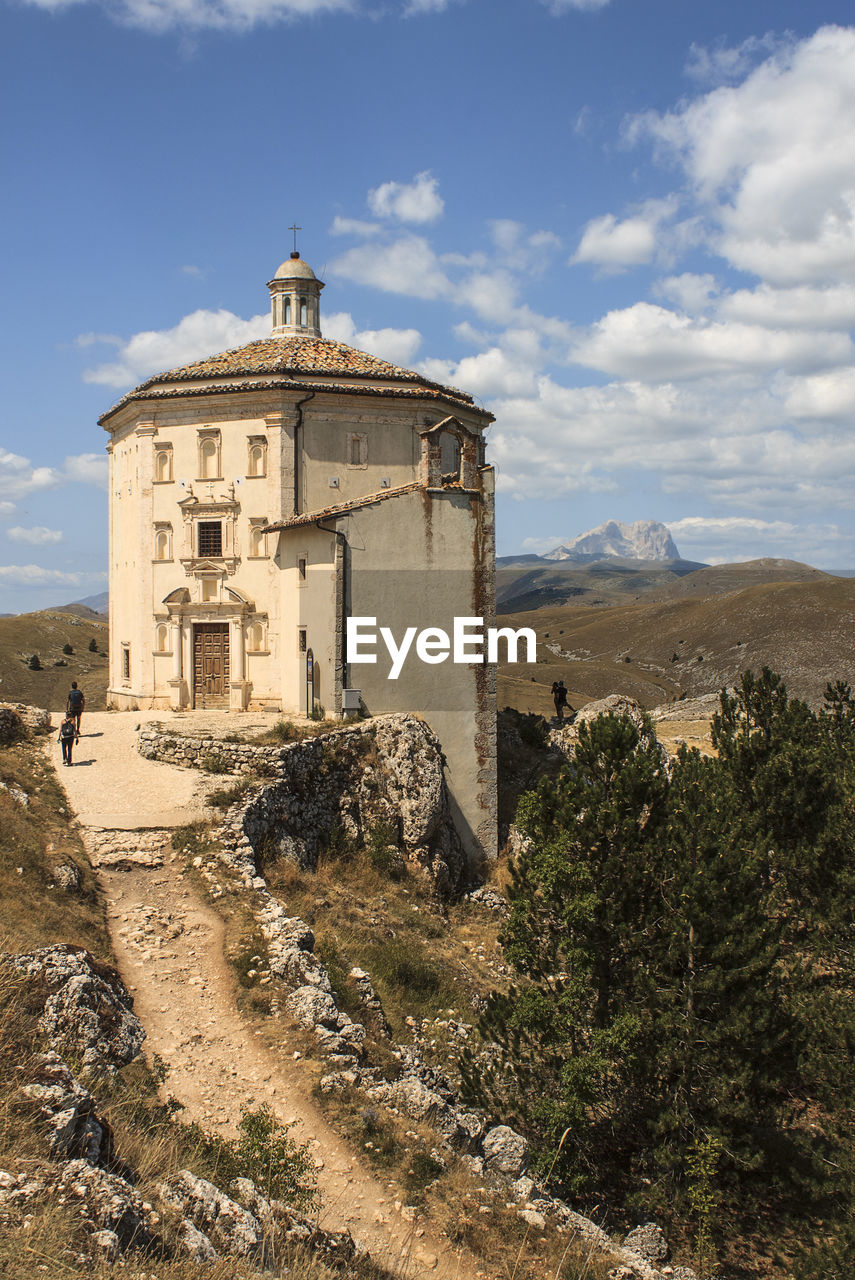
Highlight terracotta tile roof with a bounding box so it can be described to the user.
[264,482,425,531]
[98,335,493,427]
[99,375,492,427]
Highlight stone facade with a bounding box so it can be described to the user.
[100,252,497,862]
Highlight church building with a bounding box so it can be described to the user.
[99,251,497,861]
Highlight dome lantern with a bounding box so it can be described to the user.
[267,251,324,338]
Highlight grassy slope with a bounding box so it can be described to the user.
[0,611,109,713]
[498,576,855,716]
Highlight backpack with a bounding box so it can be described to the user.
[68,689,84,710]
[59,720,76,740]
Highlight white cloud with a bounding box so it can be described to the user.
[520,534,565,555]
[572,198,678,272]
[82,308,268,388]
[665,515,855,567]
[783,368,855,422]
[7,526,64,546]
[403,0,457,12]
[654,273,719,315]
[330,235,453,300]
[368,172,444,225]
[632,25,855,286]
[64,453,109,489]
[181,264,207,279]
[0,449,61,501]
[330,216,382,238]
[718,283,855,330]
[22,0,355,34]
[684,33,792,86]
[569,302,852,381]
[0,565,106,587]
[322,312,422,366]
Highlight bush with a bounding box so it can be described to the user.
[518,714,549,749]
[200,752,229,775]
[232,1104,319,1209]
[272,720,300,743]
[0,708,25,747]
[62,643,73,655]
[87,637,98,652]
[366,819,403,878]
[26,655,41,671]
[309,702,326,721]
[171,822,211,855]
[206,779,254,809]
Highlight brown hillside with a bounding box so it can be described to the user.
[498,576,855,716]
[0,611,109,712]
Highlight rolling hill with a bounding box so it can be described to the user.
[497,574,855,718]
[0,610,109,713]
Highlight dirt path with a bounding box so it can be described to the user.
[51,711,478,1279]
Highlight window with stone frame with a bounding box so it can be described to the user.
[121,644,131,683]
[197,430,221,480]
[247,437,267,478]
[248,521,268,558]
[154,525,173,561]
[155,623,169,653]
[198,521,223,557]
[346,432,368,468]
[154,446,173,483]
[248,621,267,652]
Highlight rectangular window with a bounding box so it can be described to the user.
[297,555,307,580]
[198,521,223,557]
[121,644,131,683]
[298,628,307,653]
[346,432,367,467]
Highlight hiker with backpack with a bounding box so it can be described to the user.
[66,682,85,733]
[58,713,79,766]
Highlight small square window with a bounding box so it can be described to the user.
[198,521,222,557]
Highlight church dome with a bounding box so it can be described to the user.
[273,252,320,281]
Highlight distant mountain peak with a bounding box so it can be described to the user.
[545,519,681,564]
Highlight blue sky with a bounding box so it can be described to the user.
[3,0,855,611]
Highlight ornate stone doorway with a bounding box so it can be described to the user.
[193,623,230,708]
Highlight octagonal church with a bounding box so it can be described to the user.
[99,251,497,860]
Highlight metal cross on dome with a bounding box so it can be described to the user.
[289,223,302,254]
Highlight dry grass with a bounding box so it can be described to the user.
[0,736,110,958]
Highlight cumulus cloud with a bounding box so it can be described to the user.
[322,312,422,366]
[368,172,444,225]
[569,302,852,381]
[330,235,453,300]
[572,199,678,272]
[82,308,268,388]
[665,515,855,567]
[0,449,61,502]
[7,527,64,545]
[654,273,719,314]
[330,216,382,238]
[631,25,855,286]
[64,453,109,489]
[541,0,611,13]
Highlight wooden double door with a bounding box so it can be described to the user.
[193,623,230,708]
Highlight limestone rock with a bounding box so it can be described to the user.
[466,886,509,913]
[7,945,144,1071]
[158,1169,263,1257]
[0,1159,156,1252]
[623,1222,669,1265]
[21,1052,117,1168]
[90,1229,121,1261]
[481,1125,529,1177]
[179,1218,219,1262]
[52,863,82,891]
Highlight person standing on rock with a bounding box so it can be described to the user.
[58,713,79,766]
[552,680,569,723]
[66,681,85,733]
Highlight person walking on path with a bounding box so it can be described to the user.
[58,713,79,766]
[66,681,85,733]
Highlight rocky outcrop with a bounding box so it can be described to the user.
[159,1170,359,1269]
[549,694,666,764]
[7,945,145,1072]
[21,1052,119,1169]
[141,713,467,892]
[0,1159,158,1253]
[0,701,51,734]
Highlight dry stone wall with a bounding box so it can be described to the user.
[139,713,468,892]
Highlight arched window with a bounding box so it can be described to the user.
[249,524,267,558]
[155,623,169,653]
[299,296,308,327]
[198,431,221,480]
[154,529,171,561]
[283,296,291,326]
[154,448,173,482]
[248,622,266,652]
[247,439,266,477]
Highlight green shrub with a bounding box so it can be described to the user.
[309,702,326,722]
[171,821,211,855]
[62,643,73,655]
[0,709,26,747]
[518,713,549,749]
[87,638,98,653]
[233,1104,319,1209]
[26,654,41,671]
[200,752,229,775]
[206,779,254,809]
[271,720,300,743]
